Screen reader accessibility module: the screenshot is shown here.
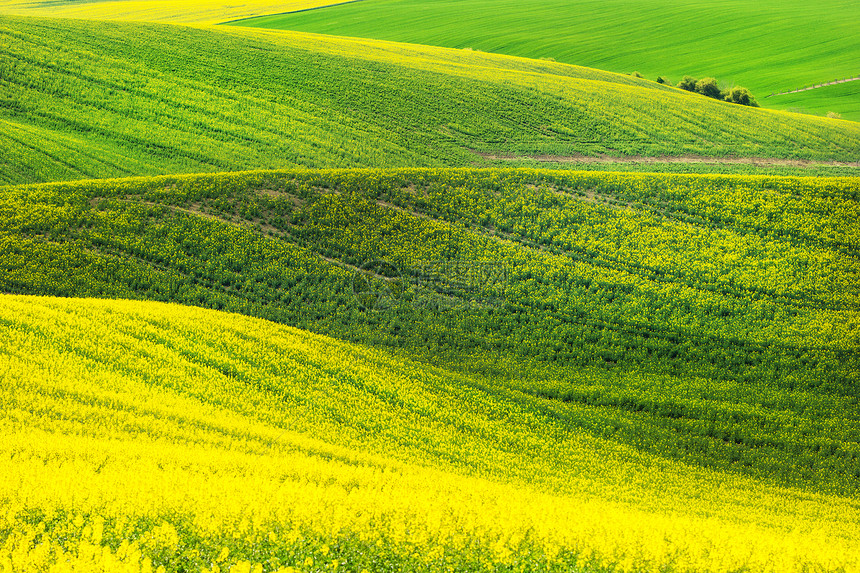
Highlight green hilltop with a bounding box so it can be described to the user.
[1,16,858,186]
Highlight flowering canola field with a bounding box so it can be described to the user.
[0,0,339,25]
[1,295,859,572]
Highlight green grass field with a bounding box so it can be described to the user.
[1,16,859,186]
[233,0,860,120]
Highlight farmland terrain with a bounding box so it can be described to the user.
[767,80,860,122]
[1,2,858,572]
[235,0,860,121]
[2,168,858,494]
[1,16,858,186]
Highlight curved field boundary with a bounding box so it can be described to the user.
[766,76,860,98]
[219,0,366,24]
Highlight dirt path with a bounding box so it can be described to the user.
[476,152,860,168]
[766,76,860,98]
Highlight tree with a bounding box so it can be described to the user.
[677,75,698,91]
[695,77,722,100]
[723,86,759,107]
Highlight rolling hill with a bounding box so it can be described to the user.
[2,294,859,572]
[2,168,858,499]
[234,0,860,120]
[766,80,860,121]
[1,16,858,187]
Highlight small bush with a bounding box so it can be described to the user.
[677,75,698,91]
[631,71,644,78]
[827,111,842,119]
[695,77,722,100]
[656,76,669,85]
[674,74,760,107]
[723,86,759,107]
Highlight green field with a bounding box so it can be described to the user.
[233,0,860,120]
[1,16,859,186]
[767,80,860,120]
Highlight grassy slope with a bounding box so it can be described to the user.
[234,0,860,120]
[2,294,859,573]
[2,168,858,499]
[767,81,860,121]
[0,0,342,24]
[2,16,859,186]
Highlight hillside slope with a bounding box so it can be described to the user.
[2,168,858,499]
[767,80,860,122]
[2,294,859,572]
[235,0,860,120]
[1,17,858,186]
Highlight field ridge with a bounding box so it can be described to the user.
[219,0,368,24]
[2,167,857,498]
[476,152,860,167]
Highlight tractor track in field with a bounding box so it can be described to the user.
[766,76,860,98]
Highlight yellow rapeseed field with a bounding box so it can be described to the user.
[0,0,339,25]
[1,295,858,572]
